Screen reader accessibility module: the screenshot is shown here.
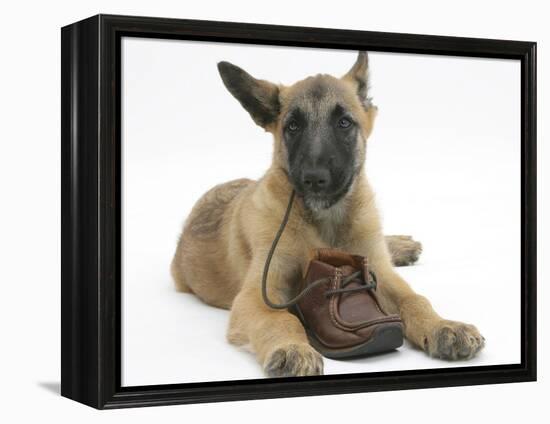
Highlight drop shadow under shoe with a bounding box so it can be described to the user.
[293,248,404,359]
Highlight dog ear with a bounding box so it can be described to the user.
[342,51,373,109]
[217,61,280,129]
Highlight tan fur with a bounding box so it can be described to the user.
[386,235,423,266]
[171,54,484,376]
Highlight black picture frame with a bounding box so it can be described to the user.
[61,14,537,409]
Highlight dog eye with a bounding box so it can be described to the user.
[287,120,300,132]
[338,118,353,129]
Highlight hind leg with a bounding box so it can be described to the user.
[169,179,253,305]
[170,258,193,293]
[385,235,422,266]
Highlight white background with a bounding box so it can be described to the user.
[0,0,547,422]
[122,39,521,386]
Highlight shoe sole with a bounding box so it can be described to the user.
[310,324,404,359]
[293,306,404,359]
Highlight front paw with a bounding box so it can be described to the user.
[425,320,485,360]
[264,343,323,377]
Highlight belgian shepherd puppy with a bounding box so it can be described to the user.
[171,52,484,377]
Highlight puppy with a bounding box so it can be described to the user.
[171,52,484,377]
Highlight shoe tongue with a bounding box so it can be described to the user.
[339,265,359,277]
[314,249,358,269]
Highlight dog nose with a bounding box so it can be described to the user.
[302,169,331,192]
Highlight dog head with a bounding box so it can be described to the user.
[217,52,377,211]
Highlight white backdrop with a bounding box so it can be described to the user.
[1,0,547,422]
[122,38,521,386]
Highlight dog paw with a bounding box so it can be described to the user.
[425,320,485,360]
[386,235,422,266]
[264,343,323,377]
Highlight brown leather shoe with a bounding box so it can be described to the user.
[293,248,404,359]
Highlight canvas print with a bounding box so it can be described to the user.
[121,38,521,386]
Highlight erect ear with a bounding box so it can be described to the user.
[342,51,373,110]
[217,61,280,129]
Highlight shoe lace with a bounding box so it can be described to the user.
[324,270,377,297]
[261,190,376,310]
